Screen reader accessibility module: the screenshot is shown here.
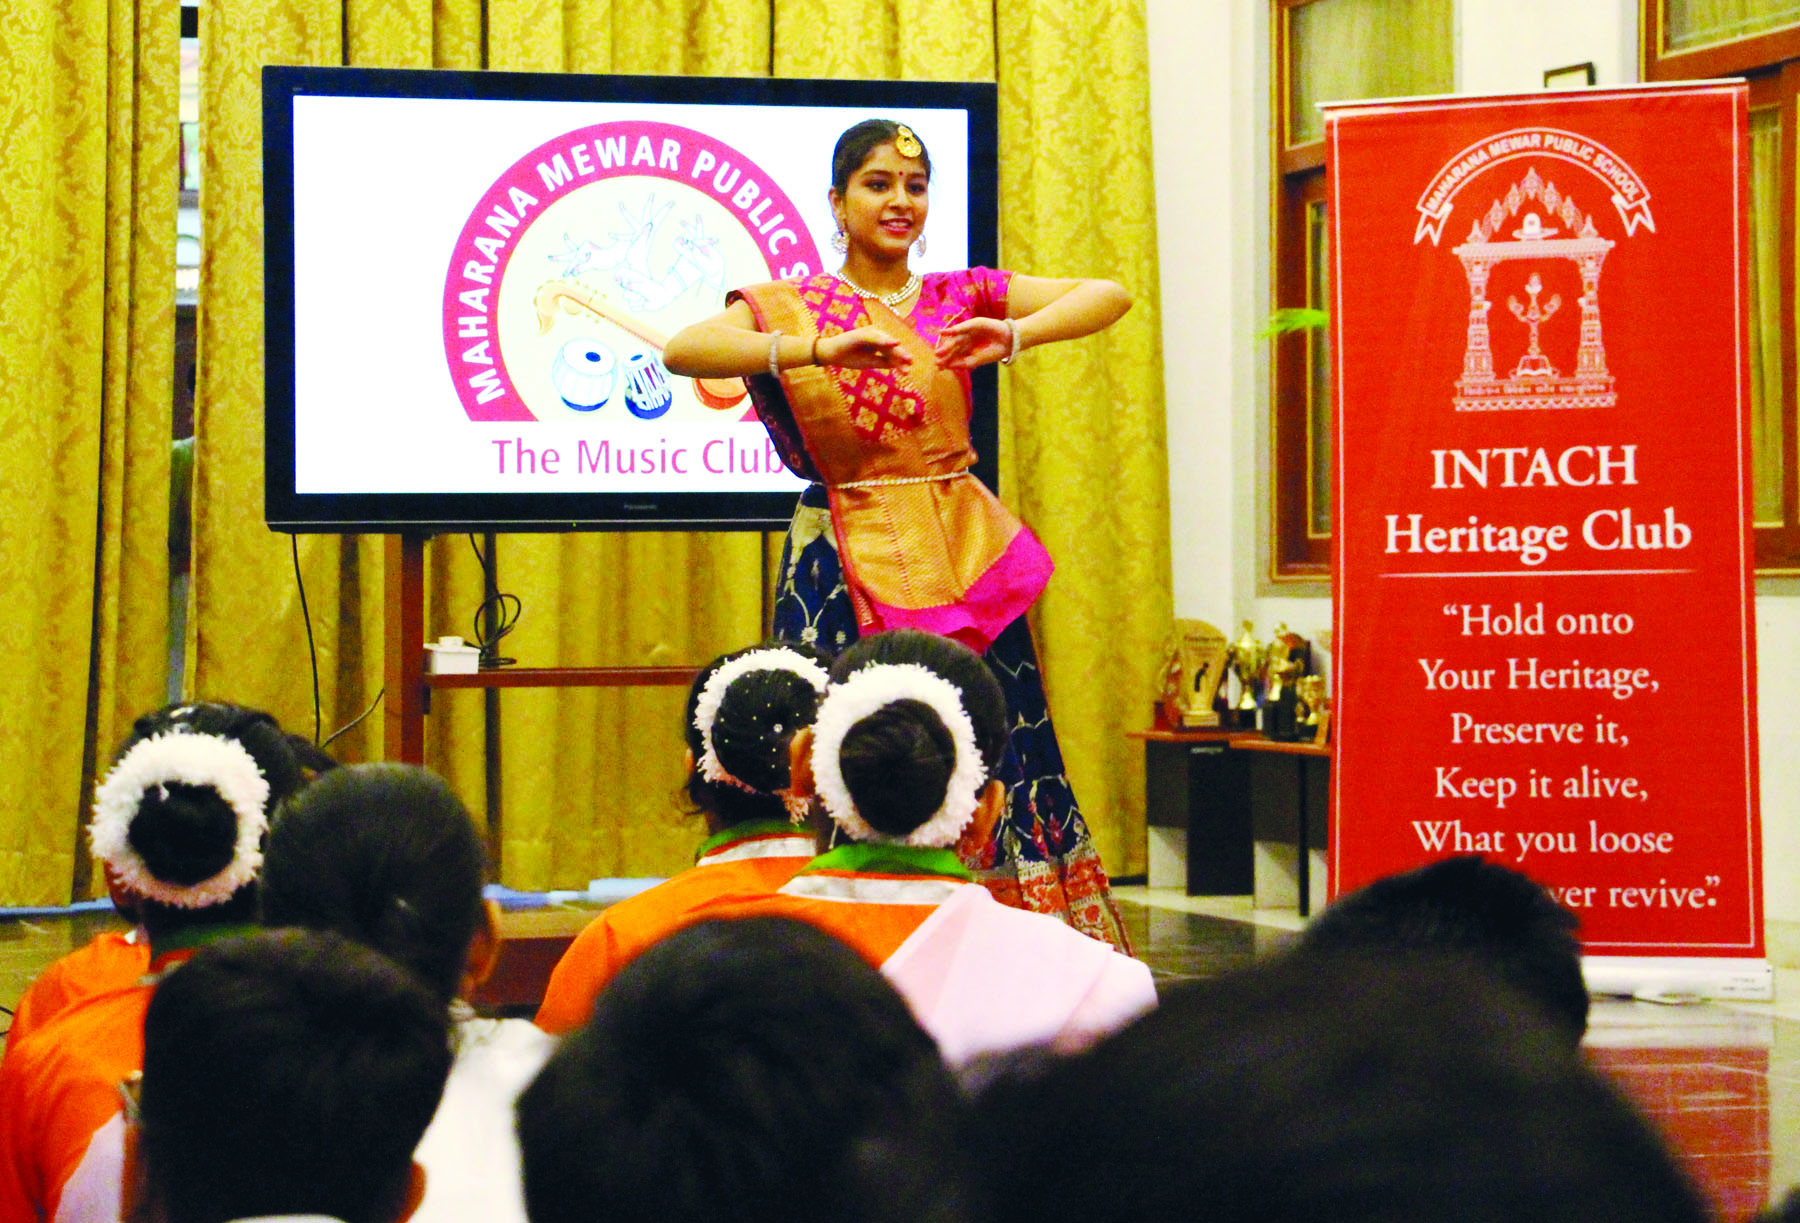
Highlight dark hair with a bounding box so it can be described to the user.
[284,732,343,781]
[968,954,1706,1223]
[108,702,309,937]
[518,916,969,1223]
[683,643,830,827]
[260,763,487,1006]
[825,630,1007,839]
[1757,1187,1800,1223]
[831,119,932,196]
[138,929,452,1223]
[1294,854,1590,1044]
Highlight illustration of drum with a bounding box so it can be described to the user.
[550,338,618,412]
[623,353,674,420]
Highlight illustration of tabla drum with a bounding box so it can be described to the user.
[550,338,618,412]
[623,352,674,420]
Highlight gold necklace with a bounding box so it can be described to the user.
[834,269,921,309]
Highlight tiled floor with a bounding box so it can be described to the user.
[1115,885,1800,1221]
[6,889,1800,1219]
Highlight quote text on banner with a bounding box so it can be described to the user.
[1327,84,1761,955]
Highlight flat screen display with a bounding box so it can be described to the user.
[263,67,999,532]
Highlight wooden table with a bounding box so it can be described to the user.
[1128,716,1332,915]
[469,906,596,1013]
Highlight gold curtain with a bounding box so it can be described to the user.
[0,0,175,905]
[993,0,1166,877]
[1287,0,1454,146]
[193,0,1164,885]
[1749,106,1783,525]
[1666,0,1800,51]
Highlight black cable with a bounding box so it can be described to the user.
[468,535,520,668]
[291,534,322,745]
[323,686,385,750]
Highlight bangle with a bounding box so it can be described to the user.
[811,336,821,366]
[767,331,784,379]
[1000,319,1021,366]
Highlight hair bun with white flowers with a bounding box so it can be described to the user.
[690,647,832,819]
[88,704,305,911]
[810,663,990,848]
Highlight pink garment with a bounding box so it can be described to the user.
[859,516,1055,651]
[880,884,1156,1064]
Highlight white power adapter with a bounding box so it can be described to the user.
[424,635,481,674]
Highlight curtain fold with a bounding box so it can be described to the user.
[1749,107,1783,525]
[85,0,181,897]
[994,0,1165,877]
[191,0,1164,888]
[1287,0,1454,146]
[1665,0,1800,52]
[0,0,175,905]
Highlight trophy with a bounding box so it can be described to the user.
[1260,625,1311,741]
[1223,621,1264,730]
[1297,675,1329,744]
[1159,620,1229,728]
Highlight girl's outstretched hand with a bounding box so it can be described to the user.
[818,327,911,370]
[931,317,1013,370]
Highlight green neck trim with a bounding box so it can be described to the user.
[803,843,973,881]
[149,921,260,964]
[697,819,808,861]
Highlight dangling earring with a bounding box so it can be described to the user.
[832,224,848,254]
[913,232,927,258]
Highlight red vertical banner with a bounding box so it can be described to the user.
[1328,85,1763,965]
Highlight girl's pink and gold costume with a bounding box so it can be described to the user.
[732,269,1129,951]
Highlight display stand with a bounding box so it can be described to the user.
[1128,711,1331,915]
[381,533,696,869]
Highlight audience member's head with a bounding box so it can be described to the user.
[134,929,452,1223]
[799,629,1008,850]
[1294,854,1589,1043]
[260,762,491,1007]
[1756,1186,1800,1223]
[89,702,310,943]
[684,643,832,830]
[968,953,1705,1223]
[518,916,969,1223]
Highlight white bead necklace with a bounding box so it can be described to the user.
[834,269,921,309]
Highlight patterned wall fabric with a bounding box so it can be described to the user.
[0,0,175,905]
[993,0,1168,876]
[187,0,1165,890]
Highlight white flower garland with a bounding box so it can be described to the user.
[809,663,987,848]
[693,648,831,796]
[89,731,271,909]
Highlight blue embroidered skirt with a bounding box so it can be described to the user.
[773,486,1130,952]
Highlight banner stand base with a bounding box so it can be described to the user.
[1583,956,1773,1002]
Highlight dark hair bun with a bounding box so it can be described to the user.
[838,700,955,838]
[128,782,240,885]
[683,644,831,828]
[713,668,825,793]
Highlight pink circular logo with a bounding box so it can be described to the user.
[442,121,822,422]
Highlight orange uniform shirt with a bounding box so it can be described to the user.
[0,974,160,1223]
[534,823,816,1035]
[3,930,149,1061]
[689,845,1159,1065]
[685,845,972,970]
